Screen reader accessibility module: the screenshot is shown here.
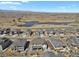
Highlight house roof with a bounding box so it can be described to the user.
[13,39,27,47]
[69,36,79,46]
[0,37,13,50]
[31,38,46,45]
[49,38,65,48]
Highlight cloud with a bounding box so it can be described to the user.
[59,6,66,9]
[71,5,77,7]
[0,5,18,10]
[0,0,29,1]
[20,1,29,3]
[60,6,66,9]
[0,1,22,5]
[59,4,77,9]
[59,6,72,9]
[9,5,17,10]
[0,1,29,10]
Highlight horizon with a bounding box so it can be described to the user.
[0,1,79,12]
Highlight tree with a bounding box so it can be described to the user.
[18,18,22,22]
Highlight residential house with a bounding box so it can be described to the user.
[12,39,30,52]
[38,29,45,37]
[48,38,66,50]
[45,29,54,37]
[30,38,48,51]
[0,37,13,50]
[68,36,79,47]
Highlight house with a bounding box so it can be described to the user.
[10,29,18,37]
[16,29,23,36]
[24,29,32,37]
[4,28,11,35]
[24,29,45,37]
[15,29,26,38]
[0,29,4,35]
[11,29,17,35]
[38,29,45,37]
[57,29,65,35]
[0,28,7,37]
[48,38,66,50]
[0,30,5,37]
[32,30,40,37]
[68,36,79,47]
[0,37,13,50]
[30,38,48,51]
[45,29,54,36]
[12,39,30,52]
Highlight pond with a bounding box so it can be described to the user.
[21,21,77,27]
[23,21,39,27]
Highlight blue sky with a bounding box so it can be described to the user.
[0,1,79,12]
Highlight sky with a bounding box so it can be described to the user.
[0,1,79,12]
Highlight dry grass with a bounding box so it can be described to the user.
[0,11,79,28]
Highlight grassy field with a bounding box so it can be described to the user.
[0,10,79,29]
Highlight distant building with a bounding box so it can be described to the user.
[32,30,40,36]
[45,29,54,36]
[57,29,65,35]
[11,29,17,35]
[24,29,32,36]
[38,29,45,37]
[4,28,11,35]
[0,29,4,35]
[16,29,23,36]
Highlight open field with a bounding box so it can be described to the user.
[0,10,79,29]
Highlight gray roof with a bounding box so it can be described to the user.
[31,38,46,45]
[13,39,27,47]
[69,36,79,46]
[49,38,65,48]
[0,37,13,50]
